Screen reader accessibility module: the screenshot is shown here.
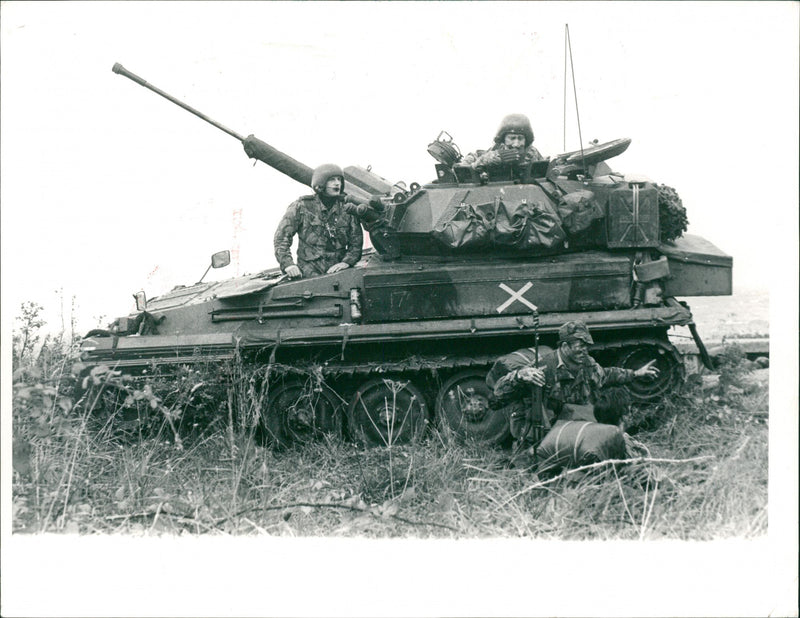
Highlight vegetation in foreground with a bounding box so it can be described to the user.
[11,305,768,539]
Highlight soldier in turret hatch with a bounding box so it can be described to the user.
[461,113,545,171]
[274,163,363,279]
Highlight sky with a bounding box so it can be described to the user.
[1,1,797,337]
[1,2,798,615]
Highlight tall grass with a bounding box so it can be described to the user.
[12,305,768,539]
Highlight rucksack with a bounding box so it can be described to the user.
[536,420,627,475]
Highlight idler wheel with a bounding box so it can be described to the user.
[435,370,510,445]
[263,379,343,448]
[616,344,684,403]
[348,377,428,447]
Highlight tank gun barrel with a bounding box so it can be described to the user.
[111,63,314,187]
[112,63,246,141]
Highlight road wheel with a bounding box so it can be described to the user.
[87,382,151,441]
[435,370,510,445]
[263,378,343,448]
[616,343,684,402]
[348,377,428,447]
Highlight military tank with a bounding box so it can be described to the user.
[80,65,732,447]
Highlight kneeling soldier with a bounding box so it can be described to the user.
[486,320,658,467]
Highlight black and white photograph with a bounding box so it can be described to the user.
[2,2,797,616]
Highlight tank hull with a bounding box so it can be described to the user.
[82,298,693,369]
[80,237,729,446]
[82,234,728,368]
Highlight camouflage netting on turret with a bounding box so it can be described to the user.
[655,184,689,242]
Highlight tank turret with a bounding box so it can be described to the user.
[370,135,647,258]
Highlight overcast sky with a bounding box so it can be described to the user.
[1,3,798,615]
[2,1,797,336]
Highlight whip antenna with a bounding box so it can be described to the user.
[563,24,587,175]
[563,27,568,150]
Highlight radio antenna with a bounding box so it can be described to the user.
[563,24,587,175]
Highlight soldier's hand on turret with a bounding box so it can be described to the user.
[633,359,660,379]
[518,366,546,387]
[327,262,350,274]
[499,148,522,164]
[285,265,302,279]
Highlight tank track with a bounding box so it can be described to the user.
[294,336,684,381]
[81,336,685,447]
[261,335,684,411]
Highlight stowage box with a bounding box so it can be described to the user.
[659,234,733,297]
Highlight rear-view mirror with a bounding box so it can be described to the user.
[211,250,231,269]
[134,290,147,311]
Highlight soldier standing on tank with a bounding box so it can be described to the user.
[274,163,363,279]
[461,113,545,171]
[486,320,659,464]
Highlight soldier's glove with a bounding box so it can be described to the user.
[343,202,382,225]
[499,149,522,164]
[285,265,302,279]
[326,262,350,274]
[368,197,386,212]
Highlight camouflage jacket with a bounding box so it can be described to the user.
[486,346,634,420]
[274,194,363,278]
[462,143,544,169]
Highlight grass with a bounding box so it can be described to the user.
[11,301,769,539]
[11,337,769,540]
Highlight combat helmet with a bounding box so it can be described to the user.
[312,163,345,194]
[493,113,535,146]
[558,321,594,345]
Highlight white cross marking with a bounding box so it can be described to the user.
[497,282,538,313]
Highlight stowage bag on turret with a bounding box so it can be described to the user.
[431,197,566,252]
[557,190,605,235]
[431,202,492,250]
[491,199,566,250]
